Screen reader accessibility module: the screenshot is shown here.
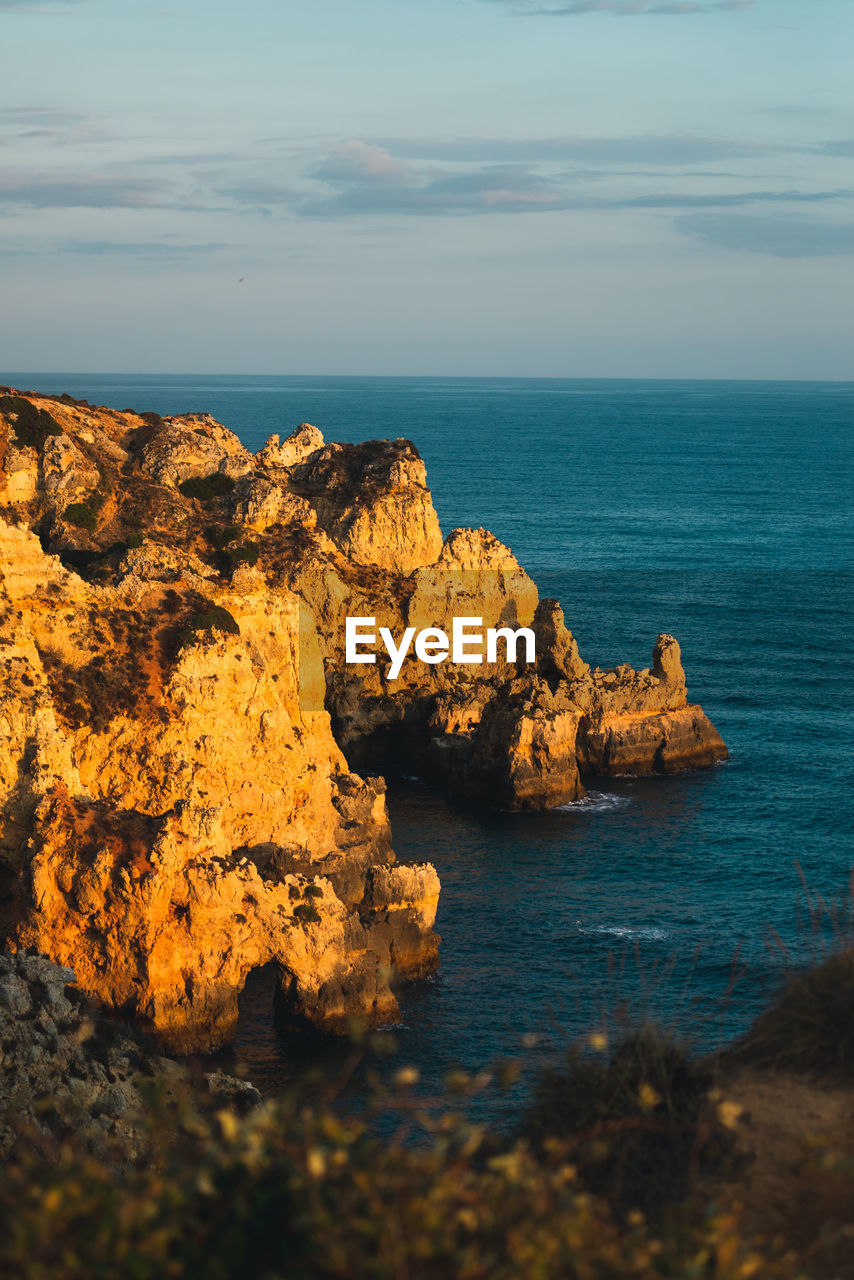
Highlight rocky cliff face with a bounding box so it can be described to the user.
[0,950,258,1163]
[0,387,726,1051]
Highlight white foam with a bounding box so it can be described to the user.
[576,922,668,942]
[555,791,631,814]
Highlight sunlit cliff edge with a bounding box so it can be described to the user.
[0,388,726,1051]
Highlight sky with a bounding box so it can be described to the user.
[1,0,852,378]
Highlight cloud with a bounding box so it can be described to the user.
[298,145,578,216]
[1,106,113,147]
[617,188,853,209]
[0,171,162,209]
[291,138,853,221]
[820,140,854,158]
[0,0,84,9]
[0,108,89,126]
[315,141,410,184]
[493,0,754,14]
[675,212,854,256]
[59,240,227,258]
[114,150,247,167]
[373,134,778,166]
[214,181,298,214]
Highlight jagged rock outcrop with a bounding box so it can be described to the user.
[0,387,726,1047]
[136,412,253,488]
[288,438,444,571]
[448,678,585,809]
[572,634,726,777]
[0,950,259,1163]
[533,600,590,686]
[577,705,728,777]
[41,434,100,501]
[256,422,325,469]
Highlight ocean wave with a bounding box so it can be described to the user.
[577,922,668,942]
[555,792,632,814]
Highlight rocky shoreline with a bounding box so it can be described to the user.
[0,387,726,1053]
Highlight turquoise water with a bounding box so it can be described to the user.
[7,373,853,1109]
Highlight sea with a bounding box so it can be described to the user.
[6,373,853,1122]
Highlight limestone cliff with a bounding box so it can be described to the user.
[0,386,725,1050]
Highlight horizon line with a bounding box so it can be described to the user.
[2,371,853,386]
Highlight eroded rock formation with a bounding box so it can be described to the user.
[0,387,726,1051]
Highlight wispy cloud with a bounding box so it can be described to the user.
[289,138,852,223]
[372,134,778,166]
[59,240,227,259]
[316,140,410,184]
[1,105,113,148]
[676,212,854,256]
[0,108,89,126]
[0,171,162,209]
[616,188,853,209]
[297,145,576,217]
[819,140,854,158]
[0,0,84,9]
[492,0,754,14]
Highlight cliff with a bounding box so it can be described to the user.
[0,388,726,1050]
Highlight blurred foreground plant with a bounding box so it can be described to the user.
[0,1035,809,1280]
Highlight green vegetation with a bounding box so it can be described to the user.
[124,531,145,550]
[64,491,106,532]
[39,603,163,731]
[293,902,322,924]
[222,539,260,570]
[205,524,261,574]
[304,884,324,899]
[178,472,236,501]
[205,523,240,551]
[1,395,63,451]
[178,605,240,648]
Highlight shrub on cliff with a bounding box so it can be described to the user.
[205,523,239,551]
[223,540,260,571]
[1,396,63,451]
[178,605,240,649]
[521,1027,742,1219]
[729,947,854,1078]
[64,491,106,532]
[179,472,236,501]
[204,525,260,574]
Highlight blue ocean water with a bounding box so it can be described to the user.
[7,373,853,1112]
